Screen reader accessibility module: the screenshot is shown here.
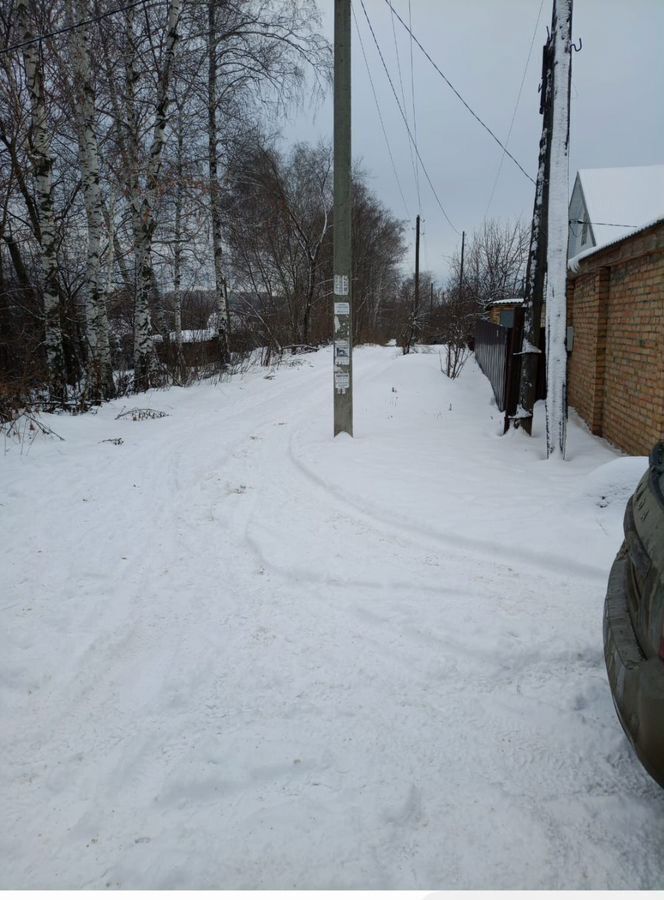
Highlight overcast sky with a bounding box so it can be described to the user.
[283,0,664,283]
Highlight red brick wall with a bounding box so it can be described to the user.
[568,270,607,432]
[567,222,664,456]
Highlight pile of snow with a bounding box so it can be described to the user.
[580,456,648,510]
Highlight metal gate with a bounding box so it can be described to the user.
[474,311,546,432]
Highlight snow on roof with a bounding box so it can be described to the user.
[568,213,664,272]
[576,164,664,250]
[485,297,523,307]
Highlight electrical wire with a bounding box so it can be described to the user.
[388,0,418,211]
[1,0,160,55]
[570,219,638,228]
[351,3,410,219]
[407,0,421,213]
[384,0,535,186]
[484,0,545,216]
[359,0,458,234]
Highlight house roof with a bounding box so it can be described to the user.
[568,214,664,272]
[485,297,523,308]
[574,164,664,250]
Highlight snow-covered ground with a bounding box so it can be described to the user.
[2,346,663,889]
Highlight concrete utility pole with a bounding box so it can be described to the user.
[458,230,465,296]
[515,12,555,435]
[333,0,353,436]
[544,0,573,458]
[414,214,421,312]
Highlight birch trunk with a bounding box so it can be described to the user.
[123,4,147,388]
[172,107,185,383]
[17,0,66,399]
[132,0,183,393]
[207,3,230,366]
[544,0,573,459]
[67,0,114,400]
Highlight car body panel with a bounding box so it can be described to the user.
[604,443,664,788]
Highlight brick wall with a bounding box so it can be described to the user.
[567,221,664,456]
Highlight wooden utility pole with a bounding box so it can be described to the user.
[515,12,555,435]
[333,0,352,436]
[458,230,465,296]
[544,0,573,458]
[414,214,421,312]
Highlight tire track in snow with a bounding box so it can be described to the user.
[287,432,607,583]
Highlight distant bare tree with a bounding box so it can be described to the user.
[432,292,474,378]
[396,272,433,355]
[223,140,331,346]
[204,0,331,361]
[449,218,529,308]
[350,179,406,344]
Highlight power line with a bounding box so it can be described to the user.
[0,0,160,55]
[351,4,410,219]
[484,0,545,216]
[388,0,419,211]
[385,0,535,186]
[358,0,458,234]
[407,0,421,213]
[570,219,638,228]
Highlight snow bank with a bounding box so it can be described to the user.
[580,455,648,510]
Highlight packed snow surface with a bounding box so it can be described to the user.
[2,346,662,889]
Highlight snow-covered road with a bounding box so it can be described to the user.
[2,346,663,889]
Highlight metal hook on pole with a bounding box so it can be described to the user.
[570,37,582,52]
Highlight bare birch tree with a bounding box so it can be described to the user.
[203,0,330,359]
[64,0,114,399]
[16,0,66,398]
[207,0,230,365]
[452,219,529,305]
[1,0,331,401]
[131,0,183,392]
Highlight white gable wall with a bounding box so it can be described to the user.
[568,164,664,260]
[567,175,594,259]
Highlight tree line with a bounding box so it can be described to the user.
[0,0,530,418]
[0,0,407,414]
